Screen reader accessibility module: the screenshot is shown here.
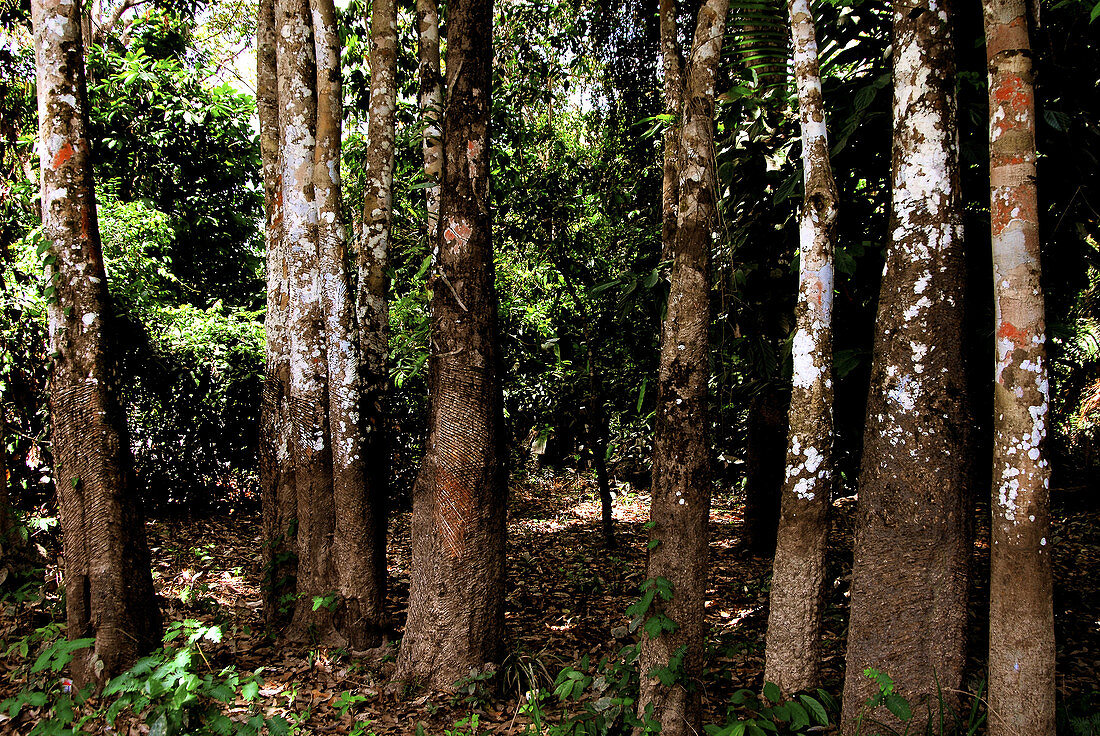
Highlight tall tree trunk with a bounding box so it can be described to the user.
[841,0,970,728]
[984,2,1055,732]
[31,0,160,687]
[356,0,397,620]
[763,0,838,695]
[658,0,683,262]
[315,0,383,648]
[417,0,444,243]
[637,1,728,733]
[257,0,298,626]
[396,0,507,688]
[741,389,787,554]
[275,0,338,637]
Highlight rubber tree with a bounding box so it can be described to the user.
[396,0,507,688]
[983,1,1055,732]
[417,0,444,242]
[841,0,971,728]
[270,0,383,646]
[257,0,297,625]
[637,0,728,732]
[356,0,398,597]
[31,0,160,687]
[763,0,838,695]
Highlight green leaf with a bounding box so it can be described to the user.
[241,680,260,701]
[799,694,829,726]
[763,681,781,704]
[885,694,912,722]
[1091,0,1100,22]
[787,700,810,730]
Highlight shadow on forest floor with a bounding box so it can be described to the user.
[1,470,1098,734]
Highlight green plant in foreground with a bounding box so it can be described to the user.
[103,619,289,735]
[0,625,98,736]
[854,668,988,736]
[705,682,835,736]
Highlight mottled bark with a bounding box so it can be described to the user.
[356,0,397,595]
[31,0,160,687]
[315,0,383,647]
[984,2,1055,733]
[396,0,507,688]
[417,0,444,242]
[275,0,338,638]
[764,0,837,695]
[637,1,728,733]
[257,0,298,625]
[841,0,970,729]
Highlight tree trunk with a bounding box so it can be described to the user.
[275,0,339,638]
[984,2,1055,733]
[585,342,616,549]
[417,0,444,243]
[257,0,298,626]
[637,1,728,733]
[741,389,787,555]
[31,0,161,686]
[658,0,683,263]
[0,403,14,547]
[316,0,384,648]
[396,0,507,689]
[841,0,970,728]
[356,0,398,624]
[763,0,838,695]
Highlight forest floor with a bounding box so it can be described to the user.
[1,470,1098,734]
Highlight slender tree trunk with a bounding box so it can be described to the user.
[841,0,970,728]
[257,0,298,626]
[315,0,384,648]
[356,0,397,617]
[0,403,14,546]
[984,3,1055,733]
[584,342,616,549]
[658,0,683,263]
[555,264,616,548]
[741,389,786,554]
[275,0,339,637]
[637,1,728,733]
[763,0,838,695]
[417,0,444,243]
[31,0,160,686]
[396,0,507,688]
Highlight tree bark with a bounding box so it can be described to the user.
[396,0,507,688]
[983,2,1055,732]
[275,0,339,638]
[257,0,298,626]
[658,0,684,263]
[315,0,384,648]
[31,0,160,687]
[841,0,970,729]
[356,0,398,623]
[763,0,838,695]
[637,1,728,733]
[417,0,444,243]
